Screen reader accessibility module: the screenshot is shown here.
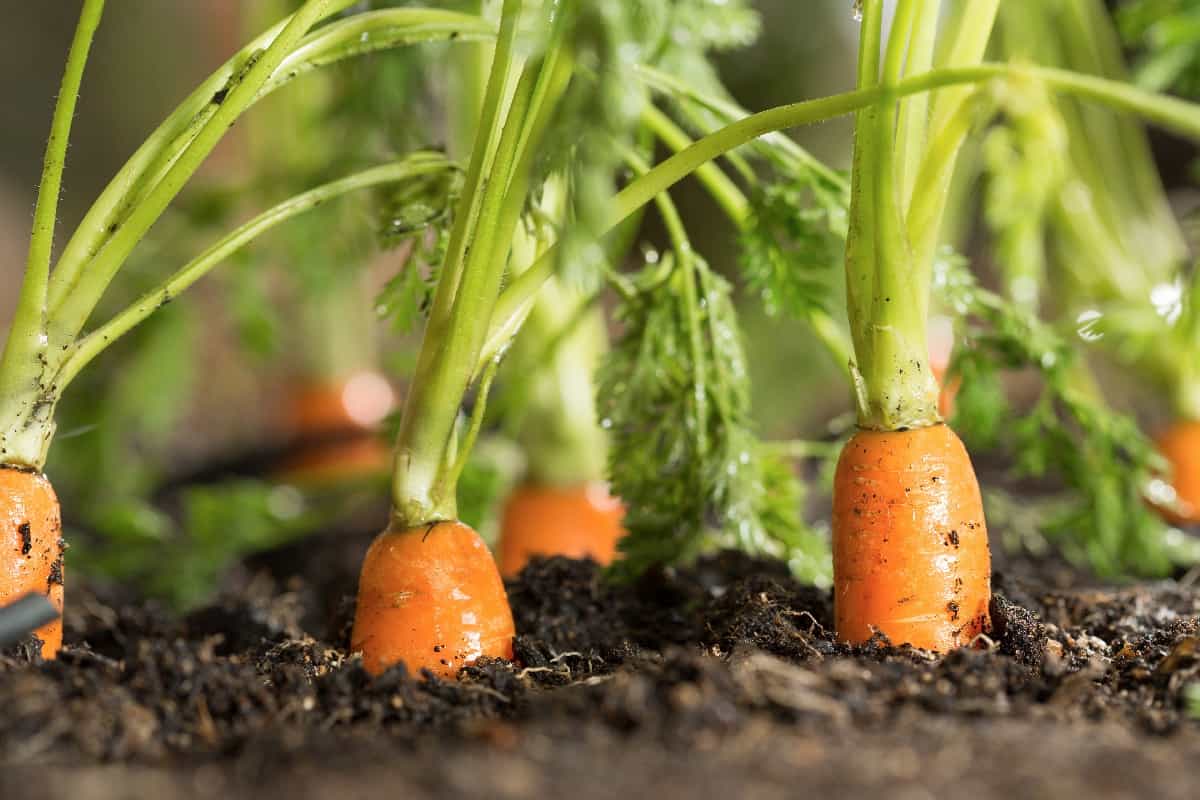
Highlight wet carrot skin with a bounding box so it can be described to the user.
[352,520,514,678]
[833,425,991,651]
[497,481,626,578]
[0,466,63,658]
[1156,419,1200,524]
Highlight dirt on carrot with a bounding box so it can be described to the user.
[832,425,991,651]
[496,482,626,578]
[0,466,64,658]
[351,520,514,677]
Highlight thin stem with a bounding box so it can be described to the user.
[480,60,1200,371]
[391,0,526,526]
[0,0,105,468]
[47,0,337,348]
[895,0,939,207]
[641,104,748,223]
[44,0,370,318]
[442,356,500,494]
[54,156,452,391]
[641,102,854,382]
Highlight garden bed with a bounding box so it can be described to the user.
[3,526,1199,800]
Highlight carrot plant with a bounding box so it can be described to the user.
[0,0,508,655]
[953,0,1200,573]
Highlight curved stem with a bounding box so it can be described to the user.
[47,0,338,349]
[54,156,452,391]
[45,6,494,343]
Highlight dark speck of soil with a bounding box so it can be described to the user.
[17,522,31,555]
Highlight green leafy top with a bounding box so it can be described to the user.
[941,253,1200,577]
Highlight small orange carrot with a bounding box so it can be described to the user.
[497,481,625,577]
[351,520,514,677]
[275,371,396,483]
[1155,419,1200,524]
[832,425,991,651]
[0,467,63,658]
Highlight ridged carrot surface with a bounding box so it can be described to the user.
[832,425,990,651]
[351,520,514,678]
[0,467,63,658]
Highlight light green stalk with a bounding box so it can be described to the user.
[482,57,1200,376]
[0,4,491,469]
[0,0,105,467]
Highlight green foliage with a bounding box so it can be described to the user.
[1118,0,1200,95]
[599,255,828,580]
[374,168,459,333]
[981,81,1068,308]
[70,480,343,610]
[738,168,850,317]
[940,253,1200,577]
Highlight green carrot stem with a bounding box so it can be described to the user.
[390,0,528,527]
[44,6,492,340]
[642,102,854,380]
[54,156,452,392]
[480,60,1200,374]
[45,0,337,349]
[0,0,105,468]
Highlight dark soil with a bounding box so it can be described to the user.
[2,536,1199,800]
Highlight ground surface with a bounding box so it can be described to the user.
[2,531,1199,800]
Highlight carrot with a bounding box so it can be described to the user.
[830,2,998,650]
[1156,420,1200,525]
[0,467,64,658]
[274,371,396,483]
[351,520,514,677]
[497,481,625,577]
[833,426,991,649]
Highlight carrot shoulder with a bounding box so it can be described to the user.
[0,466,63,658]
[833,425,990,651]
[351,520,514,677]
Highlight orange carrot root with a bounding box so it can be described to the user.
[351,520,514,677]
[0,466,63,658]
[1155,419,1200,525]
[832,425,991,651]
[275,372,396,483]
[496,481,626,578]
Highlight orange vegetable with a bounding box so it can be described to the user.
[1155,419,1200,524]
[351,520,514,677]
[832,425,991,651]
[497,481,626,577]
[0,467,63,658]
